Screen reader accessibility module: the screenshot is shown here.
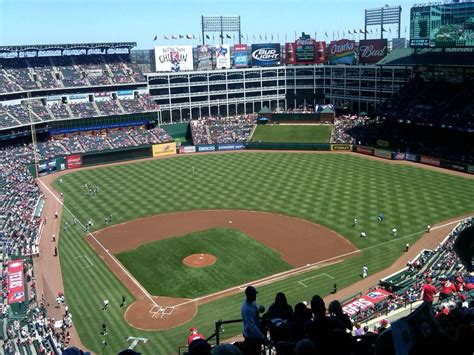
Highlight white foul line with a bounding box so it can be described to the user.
[37,179,159,309]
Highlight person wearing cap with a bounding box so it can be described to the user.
[377,319,389,333]
[241,285,267,355]
[420,277,437,305]
[188,327,205,345]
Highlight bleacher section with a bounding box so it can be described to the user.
[0,54,146,93]
[190,115,256,145]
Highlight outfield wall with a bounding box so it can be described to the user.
[30,142,473,178]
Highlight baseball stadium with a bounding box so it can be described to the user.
[1,1,474,355]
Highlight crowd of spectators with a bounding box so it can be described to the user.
[378,78,474,132]
[190,115,256,145]
[0,94,162,129]
[331,115,370,144]
[0,55,145,93]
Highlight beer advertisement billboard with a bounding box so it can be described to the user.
[154,46,193,72]
[251,43,281,66]
[358,39,388,64]
[328,39,356,64]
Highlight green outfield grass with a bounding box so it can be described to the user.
[54,152,474,354]
[116,228,290,298]
[251,124,332,143]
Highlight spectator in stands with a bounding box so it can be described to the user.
[305,295,343,354]
[264,292,293,344]
[188,327,205,345]
[241,286,268,355]
[328,300,353,333]
[420,277,437,305]
[289,302,312,343]
[439,276,458,300]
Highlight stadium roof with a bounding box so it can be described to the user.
[378,48,474,67]
[0,42,137,52]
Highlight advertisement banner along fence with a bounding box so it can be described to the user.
[8,260,25,304]
[152,142,177,157]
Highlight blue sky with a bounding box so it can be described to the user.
[1,0,420,49]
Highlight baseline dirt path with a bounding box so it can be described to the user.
[88,210,358,330]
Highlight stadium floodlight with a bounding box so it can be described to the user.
[364,5,402,39]
[201,15,241,45]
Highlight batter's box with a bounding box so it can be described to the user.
[75,255,93,269]
[149,305,163,318]
[159,306,175,318]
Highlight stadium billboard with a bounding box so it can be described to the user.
[154,46,193,72]
[215,44,231,69]
[420,155,440,167]
[328,39,356,64]
[343,288,391,317]
[8,260,25,304]
[294,35,316,64]
[374,149,392,159]
[392,38,407,49]
[216,143,246,151]
[178,146,197,154]
[355,146,374,155]
[285,43,296,65]
[251,43,281,66]
[66,155,82,169]
[152,142,177,157]
[410,2,474,47]
[331,144,353,151]
[358,39,388,64]
[233,44,248,68]
[196,45,213,70]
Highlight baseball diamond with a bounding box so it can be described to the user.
[34,151,473,353]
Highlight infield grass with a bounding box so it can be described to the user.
[54,152,474,354]
[251,124,332,143]
[116,228,291,298]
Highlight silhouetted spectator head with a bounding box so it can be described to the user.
[295,339,315,355]
[310,295,326,318]
[245,285,258,302]
[454,225,474,272]
[211,343,242,354]
[328,300,343,316]
[189,339,212,355]
[274,292,288,307]
[294,302,311,320]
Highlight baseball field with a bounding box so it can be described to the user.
[251,125,332,143]
[49,152,473,354]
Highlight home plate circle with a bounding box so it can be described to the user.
[183,254,217,268]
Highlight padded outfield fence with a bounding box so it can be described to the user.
[29,141,473,178]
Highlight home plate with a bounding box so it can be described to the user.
[229,221,232,224]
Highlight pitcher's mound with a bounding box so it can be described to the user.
[183,253,217,268]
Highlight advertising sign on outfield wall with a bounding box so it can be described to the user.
[469,165,474,174]
[420,155,440,167]
[154,46,193,72]
[374,149,392,159]
[405,153,418,162]
[392,152,406,160]
[178,146,197,154]
[152,142,177,157]
[66,155,82,169]
[440,160,468,173]
[8,260,25,304]
[356,146,374,155]
[196,144,216,152]
[215,44,231,69]
[331,144,353,151]
[216,143,246,151]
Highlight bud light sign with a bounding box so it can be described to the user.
[251,43,280,66]
[358,39,388,64]
[328,39,355,64]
